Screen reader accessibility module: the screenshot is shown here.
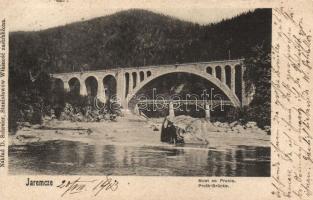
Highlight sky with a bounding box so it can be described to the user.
[3,0,253,32]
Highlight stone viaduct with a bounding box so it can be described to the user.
[51,59,248,110]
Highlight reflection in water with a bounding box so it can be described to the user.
[9,141,270,176]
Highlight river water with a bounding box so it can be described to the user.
[9,140,270,176]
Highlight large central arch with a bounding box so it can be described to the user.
[126,69,241,107]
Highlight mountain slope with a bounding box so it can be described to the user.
[9,9,271,73]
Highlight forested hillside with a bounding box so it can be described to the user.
[9,9,271,73]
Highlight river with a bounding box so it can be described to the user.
[9,140,270,176]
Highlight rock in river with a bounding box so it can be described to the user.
[161,115,218,144]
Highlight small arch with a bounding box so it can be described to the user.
[215,66,222,80]
[206,66,212,75]
[235,65,242,101]
[140,71,144,82]
[103,75,117,101]
[85,76,98,97]
[68,77,80,95]
[53,78,64,92]
[225,65,231,88]
[132,72,137,88]
[125,73,130,98]
[147,71,151,77]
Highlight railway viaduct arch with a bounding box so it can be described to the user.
[51,59,248,110]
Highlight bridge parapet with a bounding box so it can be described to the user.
[51,59,244,77]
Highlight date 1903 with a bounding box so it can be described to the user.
[56,176,119,197]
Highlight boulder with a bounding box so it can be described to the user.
[246,121,257,128]
[16,135,41,143]
[213,121,222,127]
[59,112,68,120]
[230,121,238,127]
[264,125,271,135]
[161,115,218,144]
[233,124,245,133]
[220,122,229,128]
[31,124,42,129]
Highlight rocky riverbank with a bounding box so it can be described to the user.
[9,115,161,146]
[161,115,270,146]
[9,114,270,148]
